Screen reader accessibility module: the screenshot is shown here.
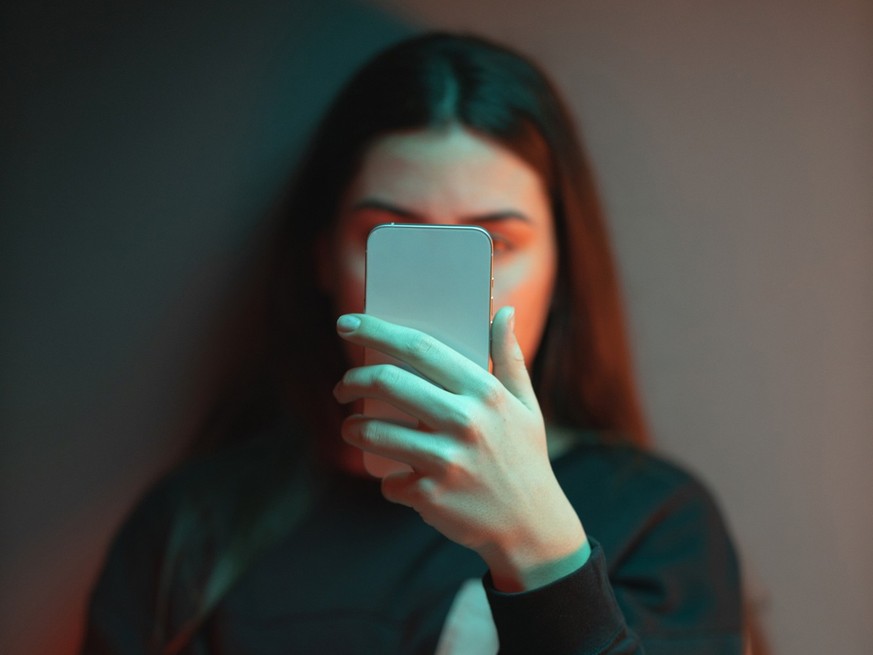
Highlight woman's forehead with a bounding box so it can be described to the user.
[345,126,551,224]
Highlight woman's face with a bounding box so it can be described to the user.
[322,125,558,368]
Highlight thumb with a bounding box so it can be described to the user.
[491,306,539,412]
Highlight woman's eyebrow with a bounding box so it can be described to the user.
[350,199,422,220]
[351,199,532,224]
[464,211,532,225]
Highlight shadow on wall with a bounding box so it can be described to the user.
[0,1,410,654]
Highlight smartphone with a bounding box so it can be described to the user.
[363,223,494,477]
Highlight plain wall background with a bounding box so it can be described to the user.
[2,1,871,654]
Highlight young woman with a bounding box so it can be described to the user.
[82,32,742,655]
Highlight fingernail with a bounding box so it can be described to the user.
[508,306,516,332]
[336,314,361,333]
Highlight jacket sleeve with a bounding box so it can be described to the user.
[483,479,743,655]
[484,540,642,654]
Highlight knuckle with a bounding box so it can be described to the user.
[380,476,400,502]
[341,368,359,388]
[433,444,467,478]
[427,442,455,471]
[381,474,415,507]
[413,476,439,505]
[449,402,476,431]
[405,332,437,361]
[476,377,505,408]
[449,403,485,442]
[383,475,425,508]
[371,365,401,394]
[358,420,385,447]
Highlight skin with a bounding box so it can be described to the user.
[322,125,589,592]
[322,125,557,368]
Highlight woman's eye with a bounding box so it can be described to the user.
[490,234,514,254]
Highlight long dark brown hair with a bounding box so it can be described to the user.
[260,31,646,451]
[156,31,650,653]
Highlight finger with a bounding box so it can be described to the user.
[334,364,462,431]
[336,314,486,394]
[490,306,539,412]
[341,414,449,474]
[380,469,427,508]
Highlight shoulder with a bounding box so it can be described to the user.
[83,427,307,649]
[554,438,717,504]
[554,439,743,636]
[100,425,303,572]
[553,439,737,566]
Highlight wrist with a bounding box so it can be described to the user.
[481,506,589,592]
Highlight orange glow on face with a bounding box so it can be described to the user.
[320,125,558,370]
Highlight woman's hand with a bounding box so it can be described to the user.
[333,306,588,591]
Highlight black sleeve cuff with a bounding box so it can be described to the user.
[483,539,638,655]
